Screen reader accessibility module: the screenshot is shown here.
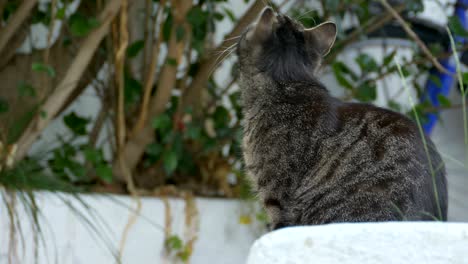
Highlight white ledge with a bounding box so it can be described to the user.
[246,222,468,264]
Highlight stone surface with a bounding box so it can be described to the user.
[247,222,468,264]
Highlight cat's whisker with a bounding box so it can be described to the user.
[208,46,237,78]
[295,9,317,21]
[211,43,238,56]
[222,35,242,42]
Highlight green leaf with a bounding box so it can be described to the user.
[56,7,66,19]
[83,147,102,164]
[256,211,268,222]
[63,112,89,135]
[222,7,236,22]
[332,61,356,90]
[166,58,177,66]
[356,82,377,102]
[68,161,86,179]
[165,235,183,250]
[400,65,411,77]
[176,25,185,42]
[448,16,468,37]
[437,94,451,107]
[383,50,397,67]
[388,100,402,112]
[177,247,191,261]
[163,150,178,175]
[187,7,206,27]
[152,114,172,131]
[405,0,424,12]
[96,164,113,183]
[429,75,442,88]
[17,81,36,97]
[185,124,201,140]
[69,13,99,37]
[325,0,340,11]
[462,72,468,85]
[7,105,38,144]
[356,53,378,73]
[146,143,163,157]
[213,12,224,21]
[124,74,143,105]
[213,106,230,129]
[162,11,173,41]
[0,97,9,114]
[127,40,145,58]
[32,62,56,77]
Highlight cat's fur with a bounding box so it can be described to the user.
[237,7,448,229]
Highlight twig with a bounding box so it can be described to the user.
[89,103,109,147]
[326,4,406,64]
[115,0,143,260]
[181,0,267,113]
[41,0,58,102]
[206,76,238,111]
[131,0,167,135]
[162,197,172,263]
[115,0,129,151]
[0,0,37,55]
[379,0,452,75]
[142,0,153,73]
[15,0,123,162]
[114,0,193,181]
[43,0,57,65]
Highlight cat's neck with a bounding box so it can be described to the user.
[240,71,330,110]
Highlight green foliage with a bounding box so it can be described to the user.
[17,81,37,98]
[1,159,73,191]
[165,234,192,262]
[162,149,178,175]
[83,146,113,183]
[69,13,99,37]
[356,81,377,102]
[356,53,378,73]
[0,97,9,114]
[63,112,89,136]
[32,62,56,77]
[125,73,143,105]
[7,105,39,144]
[127,40,145,58]
[448,15,468,37]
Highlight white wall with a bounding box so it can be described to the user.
[0,193,265,264]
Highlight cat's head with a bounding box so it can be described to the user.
[237,7,337,83]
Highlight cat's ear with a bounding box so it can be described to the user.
[305,22,337,56]
[252,7,277,42]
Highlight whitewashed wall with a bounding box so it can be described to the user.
[0,193,265,264]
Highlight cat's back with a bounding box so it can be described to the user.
[297,101,447,223]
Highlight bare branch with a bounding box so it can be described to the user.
[131,0,167,135]
[114,0,193,181]
[379,0,453,75]
[181,0,267,114]
[0,0,38,55]
[15,0,123,162]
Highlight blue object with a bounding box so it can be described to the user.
[422,0,468,134]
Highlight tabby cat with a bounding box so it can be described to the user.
[237,7,448,230]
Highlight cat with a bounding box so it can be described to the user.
[237,7,448,230]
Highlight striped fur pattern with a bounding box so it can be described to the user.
[237,8,448,229]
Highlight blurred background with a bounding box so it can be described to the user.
[0,0,467,263]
